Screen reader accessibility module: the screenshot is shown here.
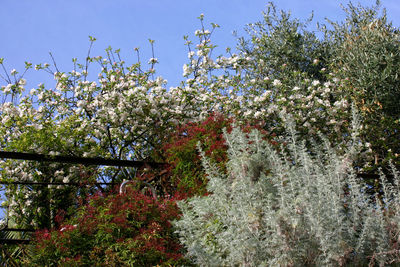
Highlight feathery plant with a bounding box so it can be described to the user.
[173,111,400,266]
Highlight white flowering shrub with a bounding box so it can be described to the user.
[0,44,215,229]
[174,114,400,266]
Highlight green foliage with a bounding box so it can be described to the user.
[174,114,400,266]
[213,0,400,175]
[324,0,400,171]
[23,188,189,266]
[237,2,327,87]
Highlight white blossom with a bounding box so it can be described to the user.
[272,79,282,86]
[312,80,320,86]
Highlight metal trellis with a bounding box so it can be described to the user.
[0,150,166,244]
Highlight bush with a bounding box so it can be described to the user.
[161,113,232,198]
[24,188,190,266]
[161,113,273,199]
[174,113,400,266]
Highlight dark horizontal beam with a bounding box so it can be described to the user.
[0,151,166,168]
[0,238,30,244]
[0,181,115,186]
[0,228,35,232]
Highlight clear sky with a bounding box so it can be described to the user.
[0,0,399,219]
[0,0,399,89]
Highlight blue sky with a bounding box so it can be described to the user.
[0,0,399,219]
[1,0,399,89]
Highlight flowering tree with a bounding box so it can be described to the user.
[0,39,216,231]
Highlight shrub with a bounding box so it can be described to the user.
[24,188,190,266]
[174,113,400,266]
[161,113,272,199]
[161,113,232,198]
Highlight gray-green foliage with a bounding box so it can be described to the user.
[234,1,400,173]
[173,113,400,266]
[326,0,400,116]
[238,2,327,87]
[323,0,400,172]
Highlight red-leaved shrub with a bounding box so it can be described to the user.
[161,113,233,198]
[24,188,190,266]
[161,113,273,198]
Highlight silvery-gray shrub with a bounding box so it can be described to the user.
[173,113,400,266]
